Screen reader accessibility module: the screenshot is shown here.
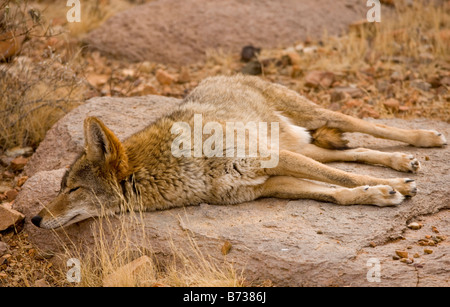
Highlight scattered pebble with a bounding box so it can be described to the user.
[407,222,422,230]
[0,241,8,257]
[240,45,261,62]
[221,241,232,255]
[395,250,408,259]
[9,156,28,172]
[383,98,400,111]
[424,248,433,255]
[155,69,175,86]
[16,176,28,188]
[400,258,414,264]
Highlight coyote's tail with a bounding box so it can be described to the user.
[310,126,349,150]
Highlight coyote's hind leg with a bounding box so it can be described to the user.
[258,81,446,147]
[299,144,421,173]
[321,110,447,148]
[260,176,404,206]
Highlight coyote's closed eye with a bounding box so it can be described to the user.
[32,75,447,229]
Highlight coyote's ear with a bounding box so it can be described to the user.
[84,117,129,179]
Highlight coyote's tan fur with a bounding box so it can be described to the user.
[32,75,447,229]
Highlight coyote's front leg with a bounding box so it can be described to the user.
[260,176,404,206]
[265,150,417,197]
[299,144,421,173]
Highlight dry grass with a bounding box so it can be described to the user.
[0,56,84,148]
[0,0,86,149]
[46,191,245,287]
[279,1,450,120]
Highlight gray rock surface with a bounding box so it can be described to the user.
[84,0,372,65]
[14,95,450,286]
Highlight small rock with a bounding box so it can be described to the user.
[431,226,439,233]
[436,235,446,242]
[241,45,261,62]
[285,51,301,66]
[0,156,12,167]
[395,250,408,259]
[10,156,29,172]
[16,176,28,187]
[155,69,175,86]
[302,46,318,54]
[392,255,400,260]
[407,222,422,230]
[390,71,403,81]
[0,241,8,256]
[400,258,414,264]
[137,61,154,74]
[221,240,232,255]
[418,239,429,246]
[423,248,433,255]
[0,31,26,60]
[427,75,441,88]
[5,190,18,202]
[304,71,334,88]
[177,67,191,84]
[0,205,25,231]
[330,90,347,103]
[440,76,450,87]
[86,73,109,88]
[331,86,364,99]
[410,79,431,92]
[383,98,400,111]
[0,185,13,194]
[413,253,420,258]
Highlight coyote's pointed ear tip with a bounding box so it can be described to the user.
[84,116,101,124]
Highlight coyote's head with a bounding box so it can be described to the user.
[32,117,129,229]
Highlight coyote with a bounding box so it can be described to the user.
[32,75,447,229]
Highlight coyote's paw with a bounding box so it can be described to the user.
[391,153,421,173]
[413,130,447,147]
[355,185,404,207]
[387,178,417,197]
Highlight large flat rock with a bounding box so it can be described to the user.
[84,0,371,65]
[14,95,449,286]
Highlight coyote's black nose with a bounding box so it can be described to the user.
[31,215,42,227]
